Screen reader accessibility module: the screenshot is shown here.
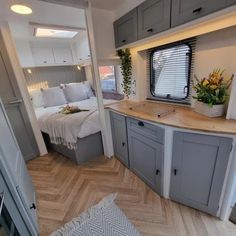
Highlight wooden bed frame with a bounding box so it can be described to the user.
[42,132,104,165]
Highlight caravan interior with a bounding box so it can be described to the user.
[0,0,236,235]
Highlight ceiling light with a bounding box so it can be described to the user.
[11,4,32,15]
[35,28,78,38]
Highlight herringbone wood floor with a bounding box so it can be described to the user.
[27,152,236,236]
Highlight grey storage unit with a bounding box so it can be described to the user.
[127,118,164,195]
[110,112,129,167]
[114,8,138,48]
[171,0,227,27]
[138,0,171,39]
[227,0,236,5]
[170,131,232,216]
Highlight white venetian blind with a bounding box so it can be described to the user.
[147,38,196,104]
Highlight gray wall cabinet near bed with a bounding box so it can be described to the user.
[170,131,233,216]
[127,118,164,195]
[171,0,227,27]
[113,9,138,48]
[110,112,129,167]
[114,0,235,47]
[138,0,171,39]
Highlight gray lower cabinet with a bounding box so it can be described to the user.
[170,131,232,215]
[227,0,236,5]
[171,0,227,27]
[138,0,171,39]
[114,8,138,48]
[110,112,129,167]
[127,118,164,195]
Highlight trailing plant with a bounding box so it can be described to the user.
[193,69,233,107]
[117,48,132,98]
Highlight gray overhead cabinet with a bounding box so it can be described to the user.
[138,0,171,39]
[114,0,235,47]
[127,118,164,195]
[170,131,233,216]
[113,9,138,48]
[110,112,129,167]
[171,0,227,27]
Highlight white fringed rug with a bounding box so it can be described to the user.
[50,194,140,236]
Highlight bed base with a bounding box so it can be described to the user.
[42,132,104,165]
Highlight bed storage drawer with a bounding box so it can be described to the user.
[127,118,164,144]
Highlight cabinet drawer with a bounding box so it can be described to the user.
[127,118,164,144]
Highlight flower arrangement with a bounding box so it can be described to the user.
[59,105,89,115]
[193,69,234,107]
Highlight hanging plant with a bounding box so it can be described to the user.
[117,48,132,98]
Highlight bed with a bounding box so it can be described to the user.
[30,83,117,165]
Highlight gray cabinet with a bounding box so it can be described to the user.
[110,112,129,167]
[114,9,138,48]
[227,0,236,6]
[127,118,164,195]
[171,0,227,27]
[138,0,171,39]
[170,131,232,215]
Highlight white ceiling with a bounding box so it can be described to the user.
[0,0,87,42]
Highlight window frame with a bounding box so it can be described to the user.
[149,41,193,102]
[99,65,118,92]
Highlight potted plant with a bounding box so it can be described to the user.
[117,49,132,99]
[193,69,233,117]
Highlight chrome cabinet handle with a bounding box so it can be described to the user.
[0,191,5,216]
[8,99,22,105]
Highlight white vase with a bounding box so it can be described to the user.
[194,101,226,117]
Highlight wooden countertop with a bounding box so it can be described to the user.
[106,100,236,135]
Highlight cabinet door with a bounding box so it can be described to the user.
[138,0,171,39]
[170,132,232,215]
[128,130,163,195]
[53,48,73,65]
[227,0,236,6]
[114,9,138,48]
[110,112,129,167]
[171,0,227,27]
[32,47,54,65]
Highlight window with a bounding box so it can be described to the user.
[99,66,117,92]
[150,42,192,102]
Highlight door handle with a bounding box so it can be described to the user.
[122,142,126,147]
[193,7,202,14]
[30,203,37,210]
[8,99,22,105]
[156,169,160,175]
[147,28,153,33]
[138,121,144,127]
[0,191,5,216]
[173,169,178,175]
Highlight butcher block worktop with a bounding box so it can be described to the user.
[106,100,236,135]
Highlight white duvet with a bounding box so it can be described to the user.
[35,97,116,148]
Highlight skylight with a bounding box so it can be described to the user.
[35,28,78,38]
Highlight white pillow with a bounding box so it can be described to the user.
[41,87,67,107]
[29,90,44,108]
[63,83,88,102]
[82,81,94,98]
